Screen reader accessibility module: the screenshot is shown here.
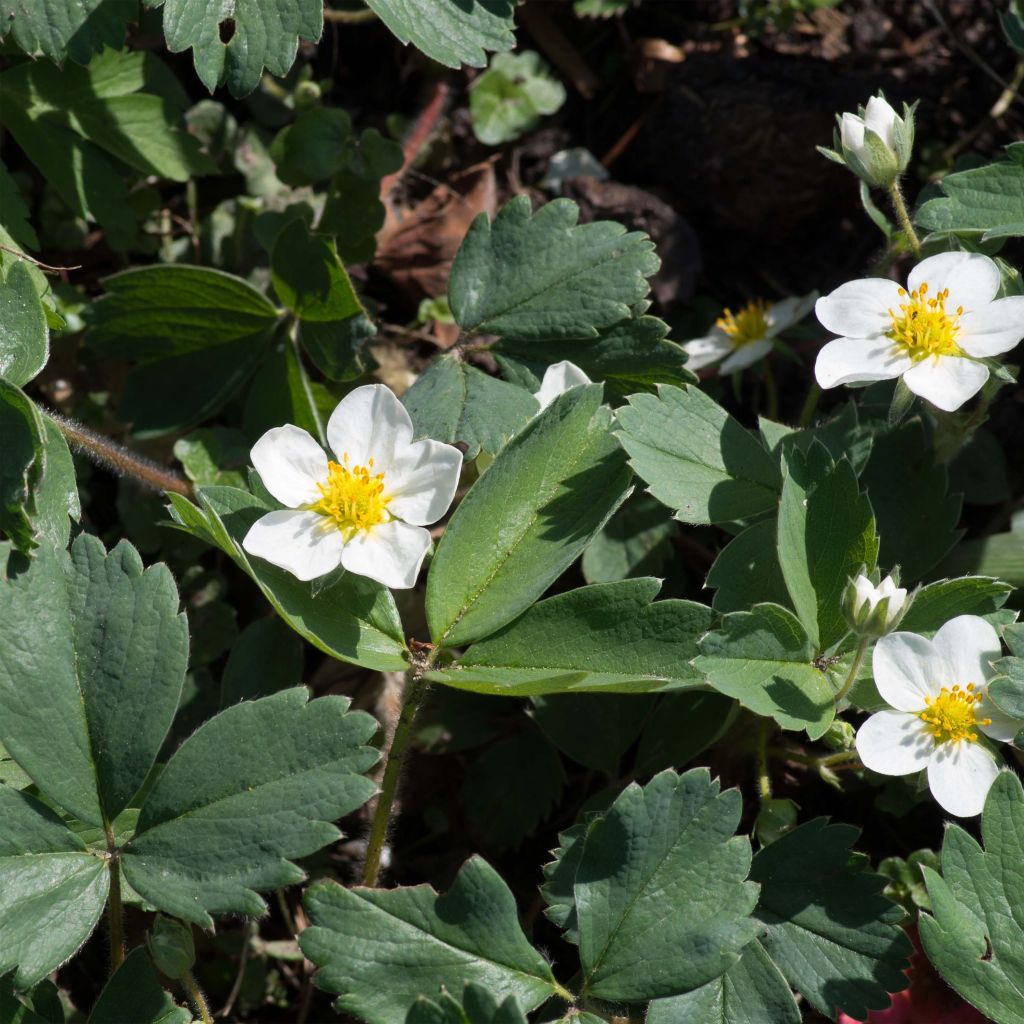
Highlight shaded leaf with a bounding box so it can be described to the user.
[0,261,48,388]
[470,51,565,146]
[88,947,192,1024]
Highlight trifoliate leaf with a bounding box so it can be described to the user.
[168,486,408,671]
[426,385,632,648]
[751,818,912,1020]
[449,197,659,342]
[0,535,187,826]
[695,603,836,738]
[429,579,710,695]
[0,787,110,989]
[574,769,759,1000]
[87,947,192,1024]
[582,493,676,585]
[365,0,516,69]
[777,444,878,651]
[0,378,46,553]
[122,688,377,928]
[615,384,781,525]
[0,261,48,388]
[402,356,538,460]
[301,856,568,1023]
[145,0,323,97]
[470,51,566,146]
[0,0,136,63]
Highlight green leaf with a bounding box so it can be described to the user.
[470,51,566,146]
[542,822,587,943]
[860,420,961,582]
[122,688,377,928]
[221,618,304,705]
[301,856,566,1023]
[0,261,48,388]
[426,385,631,648]
[407,984,529,1024]
[898,576,1013,633]
[916,149,1024,241]
[751,819,911,1019]
[0,0,136,63]
[402,356,538,460]
[449,197,659,342]
[429,579,711,695]
[0,786,110,988]
[582,493,676,585]
[0,379,45,553]
[777,445,878,651]
[33,418,81,550]
[364,0,516,69]
[695,603,836,738]
[0,535,187,826]
[990,626,1024,719]
[0,160,39,255]
[616,384,781,525]
[146,0,323,96]
[920,771,1024,1023]
[707,518,790,615]
[87,265,279,436]
[168,486,408,671]
[935,531,1024,588]
[0,979,52,1024]
[242,338,324,443]
[271,220,376,381]
[647,941,799,1024]
[575,768,759,1000]
[87,947,192,1024]
[270,106,352,187]
[174,427,250,490]
[633,691,737,776]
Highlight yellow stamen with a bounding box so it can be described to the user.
[311,458,390,535]
[716,299,770,348]
[918,682,991,744]
[888,282,964,361]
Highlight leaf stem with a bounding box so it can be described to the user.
[361,670,427,887]
[798,382,821,429]
[834,636,870,704]
[887,180,922,258]
[105,824,125,972]
[182,970,214,1024]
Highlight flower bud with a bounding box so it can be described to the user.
[819,94,916,189]
[147,915,195,979]
[842,572,908,637]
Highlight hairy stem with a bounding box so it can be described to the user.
[182,970,214,1024]
[834,636,870,704]
[887,180,922,258]
[105,825,125,972]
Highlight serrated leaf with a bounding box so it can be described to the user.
[122,688,377,927]
[365,0,516,69]
[449,197,659,342]
[0,378,45,553]
[470,51,566,146]
[168,486,407,670]
[615,384,781,525]
[429,579,710,695]
[147,0,323,97]
[0,535,187,826]
[778,444,878,651]
[402,356,538,460]
[919,772,1024,1024]
[0,786,110,989]
[0,261,48,388]
[541,822,587,944]
[407,984,528,1024]
[87,947,192,1024]
[575,768,759,1000]
[0,0,136,63]
[426,385,631,648]
[898,576,1013,633]
[751,819,911,1019]
[695,603,835,738]
[301,856,565,1023]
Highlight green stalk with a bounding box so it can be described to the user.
[105,824,124,972]
[834,636,870,704]
[887,180,922,258]
[182,970,214,1024]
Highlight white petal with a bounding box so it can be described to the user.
[326,384,414,474]
[932,615,1000,689]
[250,425,328,508]
[856,711,934,775]
[863,95,898,149]
[719,338,772,374]
[958,296,1024,357]
[764,292,817,337]
[873,632,947,711]
[535,361,591,412]
[903,355,988,412]
[815,279,903,338]
[814,337,911,389]
[907,252,1001,312]
[853,575,876,611]
[979,697,1022,743]
[385,439,463,527]
[926,743,1000,817]
[840,112,866,155]
[682,332,733,371]
[340,519,431,590]
[242,510,344,582]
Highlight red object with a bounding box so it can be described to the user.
[837,925,986,1023]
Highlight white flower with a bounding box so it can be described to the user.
[856,615,1020,817]
[815,252,1024,412]
[534,360,591,411]
[682,294,817,375]
[242,384,462,589]
[843,573,908,636]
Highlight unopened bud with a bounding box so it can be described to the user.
[842,572,908,637]
[819,94,916,189]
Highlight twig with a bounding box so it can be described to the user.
[0,243,81,274]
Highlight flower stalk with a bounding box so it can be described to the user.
[182,970,214,1024]
[887,180,922,257]
[834,636,870,704]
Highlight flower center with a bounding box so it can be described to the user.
[717,299,770,348]
[311,457,390,534]
[918,684,991,744]
[888,282,963,361]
